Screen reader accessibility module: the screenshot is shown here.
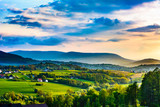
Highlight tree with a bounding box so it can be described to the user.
[42,75,46,80]
[45,96,53,107]
[125,82,138,107]
[64,94,74,107]
[140,68,160,107]
[99,89,107,107]
[85,98,91,107]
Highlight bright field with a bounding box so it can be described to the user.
[0,79,81,96]
[20,70,81,76]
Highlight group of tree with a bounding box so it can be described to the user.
[70,72,130,84]
[56,78,91,89]
[0,83,138,107]
[0,62,88,71]
[139,67,160,106]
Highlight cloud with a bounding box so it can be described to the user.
[107,38,127,42]
[131,34,146,37]
[6,15,42,28]
[83,37,128,43]
[92,17,120,26]
[8,8,23,14]
[0,23,51,37]
[85,38,107,42]
[0,36,65,46]
[127,24,160,32]
[48,0,155,13]
[66,17,130,36]
[28,37,66,46]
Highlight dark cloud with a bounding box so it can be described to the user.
[8,9,23,14]
[84,37,127,43]
[0,36,65,46]
[5,15,41,28]
[66,17,129,36]
[48,0,155,13]
[127,24,160,32]
[92,17,120,26]
[28,37,66,46]
[107,38,127,42]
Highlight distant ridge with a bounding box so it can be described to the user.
[132,58,160,66]
[0,50,37,65]
[9,50,133,66]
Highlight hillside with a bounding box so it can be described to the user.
[132,58,160,66]
[10,50,133,66]
[0,51,37,65]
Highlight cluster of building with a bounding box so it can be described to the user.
[0,69,19,79]
[37,78,48,82]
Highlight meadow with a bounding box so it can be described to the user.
[0,64,143,97]
[0,79,81,96]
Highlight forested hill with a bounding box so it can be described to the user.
[0,51,38,65]
[41,61,160,72]
[10,50,133,66]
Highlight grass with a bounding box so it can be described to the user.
[0,79,82,96]
[0,79,34,96]
[20,70,81,76]
[49,70,80,76]
[20,70,44,75]
[11,73,30,80]
[74,79,95,85]
[118,83,142,87]
[131,73,144,79]
[0,69,139,96]
[30,82,81,95]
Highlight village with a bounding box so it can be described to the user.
[0,69,49,82]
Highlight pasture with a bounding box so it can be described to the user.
[0,79,82,96]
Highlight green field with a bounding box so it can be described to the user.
[20,70,81,76]
[0,69,140,96]
[0,79,81,96]
[74,79,95,85]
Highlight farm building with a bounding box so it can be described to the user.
[14,70,19,73]
[37,78,43,82]
[9,75,14,79]
[4,71,12,74]
[44,79,48,82]
[37,78,48,82]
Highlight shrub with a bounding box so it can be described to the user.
[36,83,43,86]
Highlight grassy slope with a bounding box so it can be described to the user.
[0,69,136,96]
[0,79,81,96]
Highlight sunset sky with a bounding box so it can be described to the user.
[0,0,160,60]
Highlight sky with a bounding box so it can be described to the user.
[0,0,160,60]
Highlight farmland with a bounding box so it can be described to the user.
[0,79,81,96]
[0,63,143,96]
[0,63,147,107]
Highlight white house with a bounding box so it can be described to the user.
[14,70,19,73]
[9,75,14,79]
[44,69,48,72]
[4,71,12,74]
[44,79,48,82]
[9,76,14,79]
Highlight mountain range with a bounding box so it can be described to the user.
[9,50,160,67]
[0,51,37,65]
[9,50,133,66]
